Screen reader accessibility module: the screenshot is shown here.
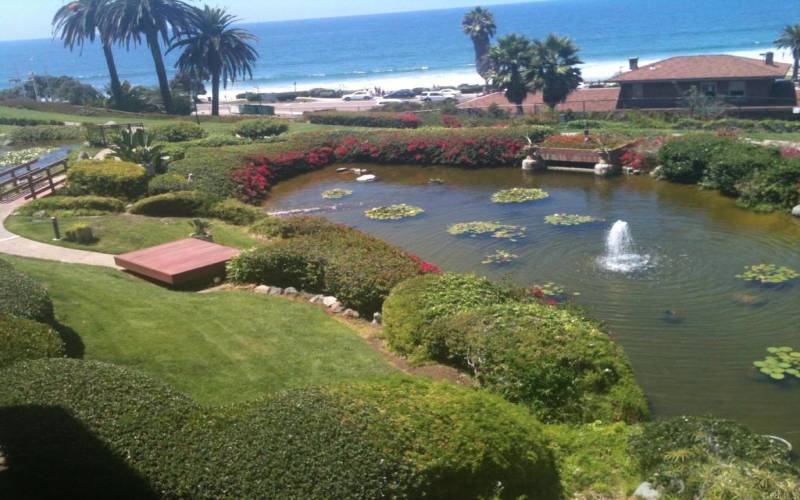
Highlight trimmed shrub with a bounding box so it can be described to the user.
[149,122,207,142]
[147,172,194,195]
[0,360,562,499]
[0,117,63,126]
[657,135,733,183]
[250,214,337,239]
[129,191,209,217]
[382,273,515,356]
[737,158,800,212]
[207,198,264,225]
[8,125,84,144]
[631,416,800,498]
[14,195,125,216]
[67,160,148,200]
[0,314,65,368]
[307,111,421,128]
[432,302,648,423]
[0,258,54,323]
[169,145,265,199]
[233,119,289,139]
[702,143,780,196]
[230,216,431,314]
[64,224,95,244]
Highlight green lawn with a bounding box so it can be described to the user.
[6,256,397,406]
[5,214,261,254]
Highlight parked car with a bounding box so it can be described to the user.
[439,88,462,98]
[417,91,452,102]
[384,89,416,99]
[342,90,373,101]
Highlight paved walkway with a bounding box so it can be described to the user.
[0,199,119,268]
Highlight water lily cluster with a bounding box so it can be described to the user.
[736,264,799,285]
[753,347,800,380]
[491,188,549,204]
[0,147,54,168]
[321,188,353,199]
[544,213,599,226]
[481,249,518,265]
[364,204,424,221]
[447,221,526,241]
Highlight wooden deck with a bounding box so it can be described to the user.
[114,239,240,286]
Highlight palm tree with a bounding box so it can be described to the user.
[53,0,124,107]
[462,7,496,88]
[775,24,800,82]
[489,34,532,114]
[527,34,583,110]
[169,6,258,116]
[103,0,193,113]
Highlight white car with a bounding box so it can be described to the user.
[417,91,452,102]
[342,90,373,101]
[376,98,403,106]
[439,88,462,98]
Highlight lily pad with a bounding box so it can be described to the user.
[736,264,799,285]
[544,213,600,226]
[753,346,800,381]
[321,188,353,199]
[481,250,519,265]
[364,204,424,221]
[491,188,549,204]
[447,221,526,241]
[0,147,55,168]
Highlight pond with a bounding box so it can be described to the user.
[265,164,800,441]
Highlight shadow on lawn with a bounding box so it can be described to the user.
[54,321,84,359]
[0,406,158,499]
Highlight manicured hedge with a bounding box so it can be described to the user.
[67,160,148,200]
[15,195,125,216]
[207,198,264,225]
[0,258,54,323]
[8,125,84,144]
[433,302,648,423]
[382,273,515,357]
[169,145,265,200]
[0,359,562,499]
[129,191,209,217]
[233,119,289,139]
[701,142,779,196]
[631,416,800,498]
[0,117,63,126]
[147,172,194,195]
[150,122,207,142]
[656,135,733,184]
[0,314,64,368]
[230,216,433,314]
[307,111,421,128]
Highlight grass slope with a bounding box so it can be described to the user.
[5,256,397,406]
[5,214,260,254]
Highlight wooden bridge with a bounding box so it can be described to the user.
[0,157,69,203]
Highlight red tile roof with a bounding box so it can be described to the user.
[610,55,790,82]
[457,87,621,113]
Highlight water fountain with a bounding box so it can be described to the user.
[599,220,650,272]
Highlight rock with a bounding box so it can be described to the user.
[283,287,298,296]
[633,482,660,499]
[372,312,382,325]
[299,292,313,300]
[356,174,376,182]
[254,285,270,294]
[268,287,283,296]
[792,205,800,217]
[330,304,345,314]
[322,296,339,307]
[309,294,325,304]
[336,167,349,173]
[342,309,360,319]
[521,155,546,172]
[76,151,90,161]
[594,163,618,177]
[650,166,663,178]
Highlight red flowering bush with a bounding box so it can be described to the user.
[441,115,463,128]
[408,254,443,274]
[781,147,800,158]
[232,160,273,204]
[621,137,665,171]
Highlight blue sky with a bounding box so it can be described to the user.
[0,0,538,42]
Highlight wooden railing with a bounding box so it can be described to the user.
[0,157,69,203]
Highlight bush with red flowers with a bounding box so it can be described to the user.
[441,115,463,128]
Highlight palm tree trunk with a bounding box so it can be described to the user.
[145,29,173,113]
[211,70,220,117]
[101,37,124,108]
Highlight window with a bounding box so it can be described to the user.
[701,82,717,97]
[632,83,644,99]
[728,81,745,97]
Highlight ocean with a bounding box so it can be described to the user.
[1,0,799,94]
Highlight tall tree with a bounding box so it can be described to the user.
[53,0,124,107]
[489,34,532,114]
[775,24,800,82]
[527,34,583,110]
[462,7,497,88]
[169,6,257,116]
[103,0,193,113]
